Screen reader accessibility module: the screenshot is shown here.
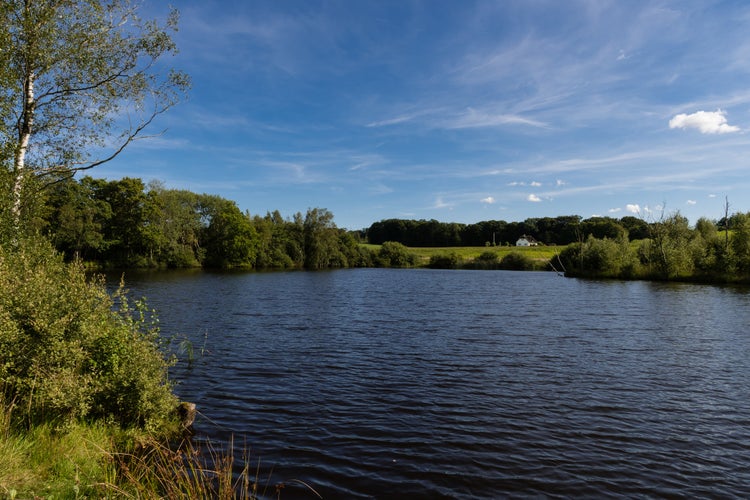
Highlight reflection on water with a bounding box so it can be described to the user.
[116,269,750,499]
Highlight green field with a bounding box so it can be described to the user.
[361,243,565,265]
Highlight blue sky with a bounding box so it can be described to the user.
[98,0,750,230]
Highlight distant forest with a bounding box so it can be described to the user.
[366,215,653,247]
[37,176,750,281]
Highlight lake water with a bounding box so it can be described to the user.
[114,268,750,499]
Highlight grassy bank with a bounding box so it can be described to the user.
[361,243,563,268]
[409,245,562,263]
[0,413,270,499]
[0,236,303,499]
[0,410,116,498]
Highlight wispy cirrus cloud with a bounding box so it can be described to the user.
[444,107,547,129]
[121,1,750,229]
[432,196,453,209]
[366,105,545,131]
[366,114,417,128]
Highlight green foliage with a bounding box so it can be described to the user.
[304,208,345,269]
[582,235,636,277]
[467,250,498,269]
[555,212,750,282]
[377,241,419,267]
[580,217,627,241]
[29,172,750,283]
[1,1,189,226]
[45,176,111,261]
[558,235,638,278]
[0,237,178,432]
[252,210,302,269]
[620,216,650,240]
[730,213,750,274]
[477,250,500,263]
[201,197,258,269]
[639,213,699,279]
[42,176,375,271]
[144,183,204,268]
[368,215,632,247]
[499,251,536,271]
[428,252,462,269]
[339,231,374,267]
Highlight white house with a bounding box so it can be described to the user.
[516,235,538,247]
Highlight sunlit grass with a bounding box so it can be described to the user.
[362,244,565,265]
[0,398,321,499]
[0,403,117,498]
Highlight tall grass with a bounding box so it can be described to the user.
[109,436,260,499]
[107,435,323,499]
[1,398,322,499]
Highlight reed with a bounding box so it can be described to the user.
[103,435,325,499]
[106,436,257,499]
[0,395,287,499]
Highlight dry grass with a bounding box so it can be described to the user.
[103,435,323,500]
[0,396,311,499]
[104,436,256,498]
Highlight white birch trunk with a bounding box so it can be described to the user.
[12,71,35,222]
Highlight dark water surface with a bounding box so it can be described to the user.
[115,268,750,498]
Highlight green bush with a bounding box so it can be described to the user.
[477,250,499,263]
[499,251,535,270]
[428,252,462,269]
[0,237,178,432]
[557,236,638,278]
[377,241,418,267]
[470,250,500,269]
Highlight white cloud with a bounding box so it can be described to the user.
[608,207,622,213]
[527,194,541,202]
[686,199,697,205]
[669,109,740,134]
[556,179,566,187]
[530,181,541,187]
[481,196,495,204]
[626,204,641,214]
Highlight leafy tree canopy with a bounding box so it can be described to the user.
[0,0,189,229]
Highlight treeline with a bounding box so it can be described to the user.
[556,213,750,283]
[366,215,652,247]
[39,175,750,282]
[42,176,371,269]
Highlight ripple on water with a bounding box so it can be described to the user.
[120,269,750,499]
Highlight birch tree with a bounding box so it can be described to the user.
[0,0,189,231]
